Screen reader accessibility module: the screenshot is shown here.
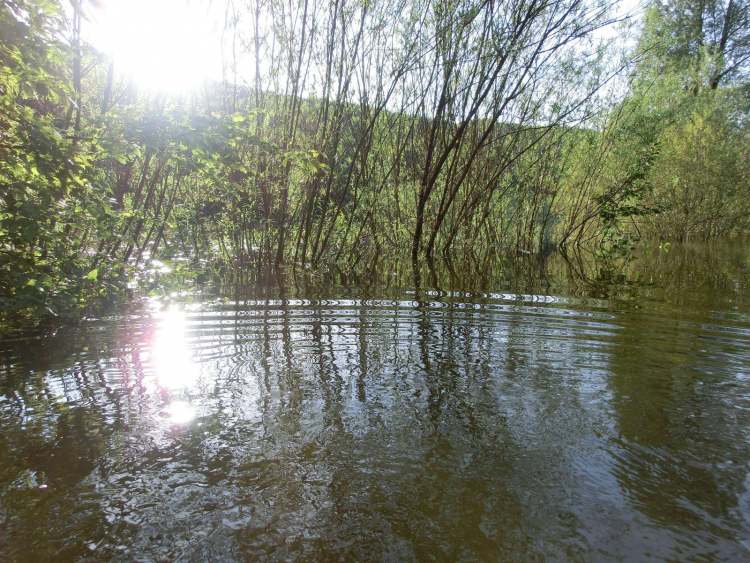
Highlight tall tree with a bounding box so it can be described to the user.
[645,0,750,89]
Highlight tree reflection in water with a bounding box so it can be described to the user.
[0,241,749,560]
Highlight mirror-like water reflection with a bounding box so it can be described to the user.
[1,243,750,560]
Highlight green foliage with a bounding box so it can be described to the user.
[645,91,750,240]
[0,0,749,332]
[602,0,750,243]
[1,1,94,325]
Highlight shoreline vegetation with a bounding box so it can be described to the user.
[1,0,749,331]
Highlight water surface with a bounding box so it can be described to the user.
[1,243,750,560]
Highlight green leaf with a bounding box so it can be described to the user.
[84,268,98,281]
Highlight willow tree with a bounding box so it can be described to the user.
[648,0,750,90]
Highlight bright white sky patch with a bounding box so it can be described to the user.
[82,0,645,97]
[85,0,223,94]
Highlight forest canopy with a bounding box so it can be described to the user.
[1,0,749,327]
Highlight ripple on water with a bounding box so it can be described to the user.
[1,290,750,560]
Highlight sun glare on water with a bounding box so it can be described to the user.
[151,306,199,390]
[150,306,200,424]
[86,0,222,94]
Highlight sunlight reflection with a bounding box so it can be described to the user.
[151,306,199,390]
[165,400,196,425]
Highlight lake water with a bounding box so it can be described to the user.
[1,242,749,560]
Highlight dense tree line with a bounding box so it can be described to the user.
[1,0,749,327]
